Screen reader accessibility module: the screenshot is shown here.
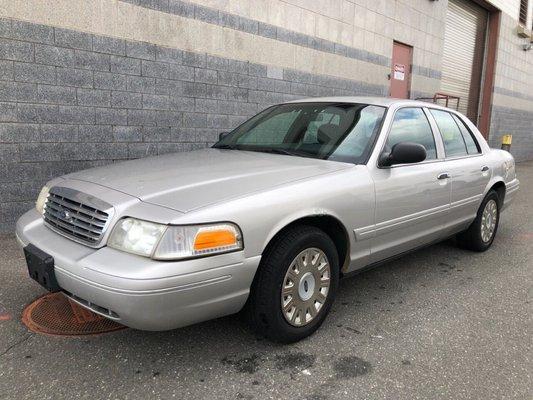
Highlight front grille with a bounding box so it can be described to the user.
[43,187,113,246]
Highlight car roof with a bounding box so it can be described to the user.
[284,96,443,109]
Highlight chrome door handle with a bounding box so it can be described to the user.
[437,172,451,180]
[481,166,489,172]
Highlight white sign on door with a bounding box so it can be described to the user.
[393,64,405,81]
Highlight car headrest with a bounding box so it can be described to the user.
[317,124,340,144]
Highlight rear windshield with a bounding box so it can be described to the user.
[213,102,386,164]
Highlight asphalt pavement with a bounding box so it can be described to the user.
[0,162,531,400]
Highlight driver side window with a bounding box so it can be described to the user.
[386,108,437,160]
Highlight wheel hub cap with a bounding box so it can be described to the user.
[281,248,331,327]
[481,199,497,243]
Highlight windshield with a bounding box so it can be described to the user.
[213,102,386,163]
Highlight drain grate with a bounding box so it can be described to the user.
[22,292,126,336]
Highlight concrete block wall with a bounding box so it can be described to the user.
[0,4,393,232]
[488,3,533,161]
[0,0,531,232]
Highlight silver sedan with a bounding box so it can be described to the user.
[16,97,519,342]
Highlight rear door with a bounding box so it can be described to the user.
[367,107,451,262]
[428,109,490,233]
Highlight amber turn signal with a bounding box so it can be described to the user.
[194,229,237,251]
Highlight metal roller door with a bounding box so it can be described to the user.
[441,0,488,124]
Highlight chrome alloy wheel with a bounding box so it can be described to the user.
[481,199,498,243]
[281,248,331,327]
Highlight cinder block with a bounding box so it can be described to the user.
[127,75,156,93]
[0,123,40,142]
[79,125,111,142]
[58,105,96,124]
[94,71,128,90]
[0,60,14,80]
[20,143,62,162]
[0,102,17,122]
[169,64,194,81]
[220,12,240,30]
[126,41,156,60]
[142,93,170,110]
[155,46,183,63]
[111,91,142,108]
[74,50,110,71]
[93,35,126,56]
[55,28,92,50]
[183,112,207,128]
[14,62,56,84]
[16,103,59,123]
[127,108,157,126]
[35,44,75,67]
[128,142,158,158]
[142,60,170,78]
[95,107,128,125]
[56,67,93,88]
[111,55,141,75]
[182,51,206,68]
[195,98,218,113]
[0,39,33,62]
[0,143,19,162]
[0,81,38,102]
[169,95,195,111]
[168,0,195,18]
[142,126,172,142]
[37,85,77,104]
[258,22,277,40]
[238,17,258,35]
[113,125,142,142]
[194,5,220,25]
[11,20,54,44]
[40,124,78,142]
[194,68,217,84]
[77,88,111,107]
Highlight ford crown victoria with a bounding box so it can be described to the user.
[16,97,519,342]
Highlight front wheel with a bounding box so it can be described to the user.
[245,225,339,343]
[456,190,501,252]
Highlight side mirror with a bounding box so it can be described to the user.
[218,132,229,141]
[379,142,427,167]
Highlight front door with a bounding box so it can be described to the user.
[368,107,451,262]
[390,42,413,99]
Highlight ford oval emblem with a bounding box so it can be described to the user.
[60,210,72,222]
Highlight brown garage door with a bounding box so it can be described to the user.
[441,0,488,124]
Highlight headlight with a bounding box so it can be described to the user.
[108,218,167,257]
[36,185,50,214]
[108,218,243,260]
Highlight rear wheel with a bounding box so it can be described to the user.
[456,190,500,252]
[245,225,339,343]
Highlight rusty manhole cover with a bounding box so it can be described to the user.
[22,292,126,336]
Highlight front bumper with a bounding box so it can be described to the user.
[16,209,260,331]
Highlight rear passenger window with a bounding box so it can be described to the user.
[452,114,481,154]
[430,110,468,157]
[386,108,437,160]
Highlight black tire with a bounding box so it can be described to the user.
[456,190,501,252]
[244,225,339,343]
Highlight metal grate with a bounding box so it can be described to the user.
[43,187,112,246]
[519,0,528,25]
[22,292,126,336]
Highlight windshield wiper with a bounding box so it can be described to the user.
[213,144,239,150]
[254,148,312,158]
[213,144,311,158]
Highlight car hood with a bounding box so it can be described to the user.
[65,148,352,213]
